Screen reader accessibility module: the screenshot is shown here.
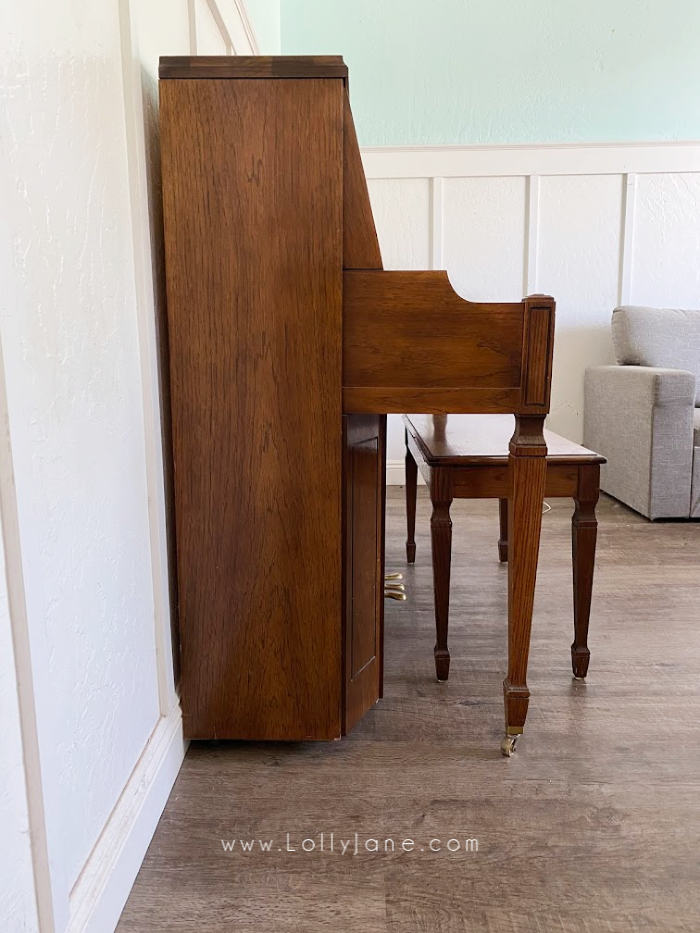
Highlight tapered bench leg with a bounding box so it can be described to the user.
[498,498,509,562]
[405,431,418,563]
[430,469,453,682]
[502,416,547,756]
[571,464,600,679]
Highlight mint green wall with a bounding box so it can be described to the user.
[246,0,281,53]
[281,0,700,146]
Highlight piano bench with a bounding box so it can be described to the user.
[403,414,606,686]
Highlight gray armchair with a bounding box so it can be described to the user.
[584,306,700,519]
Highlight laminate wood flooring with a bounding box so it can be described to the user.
[117,491,700,932]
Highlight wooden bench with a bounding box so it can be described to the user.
[403,414,605,748]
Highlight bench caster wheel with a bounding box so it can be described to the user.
[500,734,519,757]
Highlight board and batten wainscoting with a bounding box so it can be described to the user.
[360,142,700,484]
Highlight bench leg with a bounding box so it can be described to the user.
[498,498,508,562]
[430,470,452,682]
[571,464,600,679]
[405,432,417,563]
[502,416,547,756]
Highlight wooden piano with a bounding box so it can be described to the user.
[159,56,555,754]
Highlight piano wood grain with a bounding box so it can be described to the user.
[343,94,383,271]
[160,75,345,740]
[342,270,528,414]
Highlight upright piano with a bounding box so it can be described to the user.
[158,56,555,752]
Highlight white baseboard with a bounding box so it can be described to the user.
[66,705,187,933]
[386,459,405,486]
[386,459,427,486]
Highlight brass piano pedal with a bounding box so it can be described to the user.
[384,572,407,600]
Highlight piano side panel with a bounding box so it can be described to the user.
[342,91,386,730]
[344,386,523,415]
[160,77,344,740]
[343,94,383,271]
[343,270,526,414]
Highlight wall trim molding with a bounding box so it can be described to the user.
[429,177,443,269]
[361,140,700,179]
[387,458,426,487]
[188,0,260,55]
[386,459,405,487]
[204,0,236,54]
[118,0,178,714]
[525,175,540,294]
[66,706,186,933]
[231,0,260,54]
[0,334,57,931]
[619,173,637,305]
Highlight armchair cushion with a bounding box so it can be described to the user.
[612,306,700,404]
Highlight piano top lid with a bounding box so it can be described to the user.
[159,55,348,80]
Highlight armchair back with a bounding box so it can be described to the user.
[612,306,700,404]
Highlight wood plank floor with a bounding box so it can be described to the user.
[118,491,700,932]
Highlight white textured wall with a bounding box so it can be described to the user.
[244,0,281,52]
[367,153,700,479]
[1,0,162,912]
[631,174,700,307]
[443,177,527,303]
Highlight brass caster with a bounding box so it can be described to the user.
[500,734,519,757]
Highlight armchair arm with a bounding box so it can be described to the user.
[584,365,695,519]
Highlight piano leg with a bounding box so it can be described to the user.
[502,415,547,756]
[429,469,453,682]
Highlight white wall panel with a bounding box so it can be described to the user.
[537,174,623,442]
[631,173,700,308]
[443,176,527,302]
[367,178,430,270]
